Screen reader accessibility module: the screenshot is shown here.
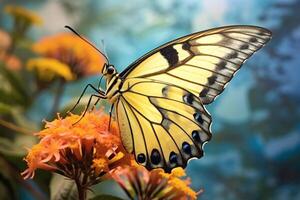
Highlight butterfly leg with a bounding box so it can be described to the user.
[108,104,114,131]
[73,94,105,125]
[68,84,104,114]
[91,98,101,111]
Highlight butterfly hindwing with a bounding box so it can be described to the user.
[120,25,272,104]
[115,79,212,172]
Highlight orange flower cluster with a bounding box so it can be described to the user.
[30,33,106,80]
[21,110,131,184]
[111,165,198,200]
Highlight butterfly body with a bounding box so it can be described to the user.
[104,71,122,103]
[98,25,271,172]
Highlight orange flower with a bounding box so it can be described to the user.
[111,165,199,200]
[31,33,106,79]
[22,110,131,187]
[0,29,11,51]
[0,29,22,70]
[0,54,22,70]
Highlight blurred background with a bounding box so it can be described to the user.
[0,0,300,199]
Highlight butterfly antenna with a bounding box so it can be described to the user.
[100,39,109,61]
[64,25,109,64]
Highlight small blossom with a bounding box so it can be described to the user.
[32,33,106,79]
[111,165,198,200]
[0,54,22,70]
[26,58,74,81]
[0,29,11,51]
[93,158,109,175]
[0,30,21,70]
[4,5,42,26]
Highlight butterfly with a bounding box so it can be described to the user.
[69,25,271,172]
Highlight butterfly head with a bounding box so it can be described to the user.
[102,63,117,77]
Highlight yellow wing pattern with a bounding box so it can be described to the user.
[115,25,271,171]
[116,78,212,172]
[120,25,272,104]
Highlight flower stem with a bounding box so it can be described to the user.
[75,178,86,200]
[0,119,33,135]
[50,79,65,118]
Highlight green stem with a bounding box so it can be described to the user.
[0,119,33,135]
[50,79,65,118]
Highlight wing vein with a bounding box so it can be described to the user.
[163,114,201,152]
[165,73,222,92]
[184,63,231,78]
[155,104,211,135]
[118,99,135,154]
[224,31,269,40]
[194,53,241,65]
[121,97,150,163]
[192,43,251,56]
[150,123,167,166]
[222,34,261,48]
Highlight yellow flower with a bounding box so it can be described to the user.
[32,33,106,79]
[26,58,74,81]
[21,110,132,188]
[111,165,199,200]
[4,5,42,26]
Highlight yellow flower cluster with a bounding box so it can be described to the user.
[155,167,197,198]
[5,5,42,26]
[111,165,198,200]
[27,58,74,81]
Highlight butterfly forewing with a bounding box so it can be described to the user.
[121,25,271,104]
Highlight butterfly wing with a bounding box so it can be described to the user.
[120,25,272,104]
[116,25,271,171]
[115,78,212,172]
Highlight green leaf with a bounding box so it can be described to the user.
[90,195,124,200]
[0,64,30,106]
[0,102,12,114]
[0,157,19,200]
[0,136,29,157]
[50,174,78,200]
[0,87,25,107]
